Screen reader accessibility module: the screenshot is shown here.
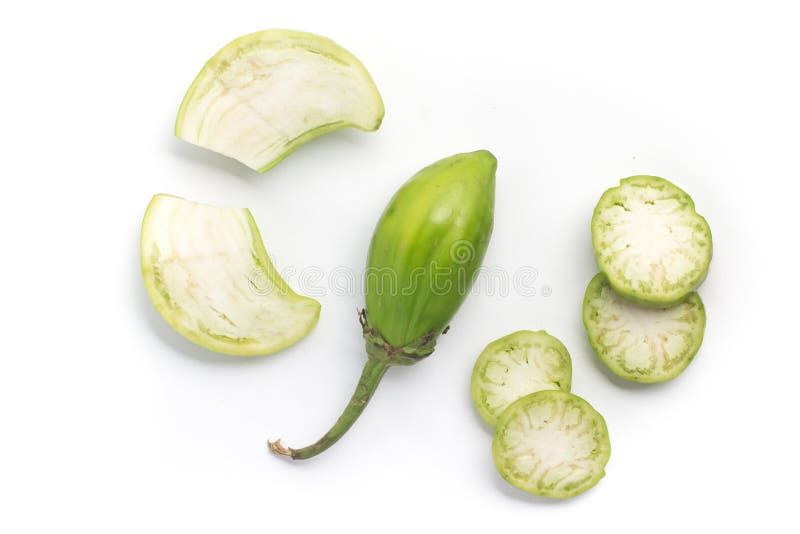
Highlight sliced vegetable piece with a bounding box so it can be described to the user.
[492,390,611,499]
[583,272,705,383]
[471,330,572,426]
[141,194,320,356]
[591,175,712,306]
[175,29,384,172]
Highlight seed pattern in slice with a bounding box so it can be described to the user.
[492,390,611,499]
[141,194,320,356]
[175,29,384,172]
[471,330,572,426]
[582,273,705,383]
[591,175,712,306]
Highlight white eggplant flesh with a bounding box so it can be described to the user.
[471,330,572,426]
[492,390,611,499]
[141,194,320,356]
[591,175,712,306]
[583,273,705,383]
[175,29,384,172]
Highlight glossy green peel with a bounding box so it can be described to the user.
[364,150,496,347]
[270,151,496,459]
[471,330,572,426]
[141,194,320,356]
[591,176,712,306]
[493,390,611,499]
[583,273,706,383]
[175,29,384,172]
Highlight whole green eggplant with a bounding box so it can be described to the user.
[269,150,496,459]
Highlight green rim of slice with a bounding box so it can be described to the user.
[175,29,384,173]
[492,390,611,499]
[141,194,320,356]
[582,272,706,383]
[471,330,572,426]
[591,175,712,306]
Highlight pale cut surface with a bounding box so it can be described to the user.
[141,194,320,356]
[492,390,611,499]
[583,273,705,383]
[591,175,712,306]
[471,330,572,426]
[175,29,384,172]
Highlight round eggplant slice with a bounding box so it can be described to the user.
[583,272,706,383]
[492,390,611,499]
[591,175,712,306]
[471,330,572,426]
[141,194,320,356]
[175,29,384,173]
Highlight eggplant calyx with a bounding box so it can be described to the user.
[359,309,439,366]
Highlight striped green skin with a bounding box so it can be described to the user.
[269,151,496,460]
[365,151,496,347]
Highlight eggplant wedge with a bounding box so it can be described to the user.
[141,194,320,356]
[175,29,384,172]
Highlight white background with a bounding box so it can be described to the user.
[2,1,798,532]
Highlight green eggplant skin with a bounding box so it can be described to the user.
[268,150,496,460]
[365,150,496,348]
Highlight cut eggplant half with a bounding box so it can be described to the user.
[175,29,384,173]
[583,273,705,383]
[492,390,611,499]
[141,194,320,356]
[591,175,712,306]
[471,330,572,426]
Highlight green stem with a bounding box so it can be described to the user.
[270,358,389,460]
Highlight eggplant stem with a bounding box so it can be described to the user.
[267,439,292,457]
[268,358,389,460]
